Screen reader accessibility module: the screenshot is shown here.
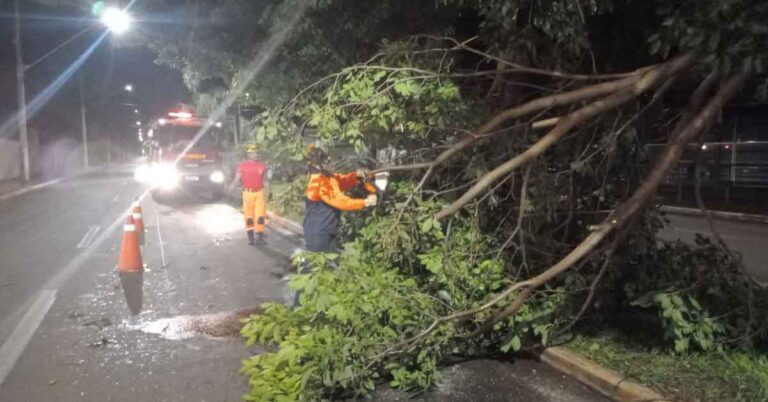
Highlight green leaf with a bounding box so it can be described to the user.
[501,335,522,353]
[674,338,690,353]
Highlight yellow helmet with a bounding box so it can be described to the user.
[303,144,329,167]
[245,144,258,153]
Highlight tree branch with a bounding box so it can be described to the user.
[469,74,745,336]
[414,35,656,81]
[370,73,743,357]
[434,54,694,221]
[372,72,645,175]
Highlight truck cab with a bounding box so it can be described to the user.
[135,107,227,201]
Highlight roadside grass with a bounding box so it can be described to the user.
[568,332,768,402]
[268,181,304,223]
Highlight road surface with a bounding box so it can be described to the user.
[659,213,768,282]
[0,168,607,402]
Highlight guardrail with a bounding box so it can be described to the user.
[645,141,768,187]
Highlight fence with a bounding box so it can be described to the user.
[645,141,768,188]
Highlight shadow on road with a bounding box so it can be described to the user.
[118,271,143,315]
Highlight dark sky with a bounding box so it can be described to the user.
[0,0,187,145]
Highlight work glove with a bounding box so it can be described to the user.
[364,194,378,207]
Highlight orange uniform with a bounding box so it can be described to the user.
[238,160,268,233]
[303,173,376,235]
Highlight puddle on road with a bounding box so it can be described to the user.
[124,307,263,340]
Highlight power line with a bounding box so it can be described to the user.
[25,26,95,72]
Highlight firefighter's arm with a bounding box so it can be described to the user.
[227,170,243,193]
[319,185,366,211]
[333,173,361,191]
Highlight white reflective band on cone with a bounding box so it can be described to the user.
[124,224,136,232]
[133,213,142,219]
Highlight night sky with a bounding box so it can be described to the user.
[0,1,188,146]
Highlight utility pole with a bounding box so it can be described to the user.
[79,75,89,169]
[13,0,30,182]
[234,104,241,146]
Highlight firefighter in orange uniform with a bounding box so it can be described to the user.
[229,144,270,245]
[302,144,377,253]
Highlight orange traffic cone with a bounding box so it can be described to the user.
[118,214,143,273]
[131,198,145,245]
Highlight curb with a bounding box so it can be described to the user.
[539,347,670,402]
[660,205,768,224]
[0,167,100,202]
[0,177,68,202]
[266,211,303,236]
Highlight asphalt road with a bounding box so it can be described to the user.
[659,213,768,282]
[0,168,607,402]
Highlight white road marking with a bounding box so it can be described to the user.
[76,225,101,249]
[155,210,167,268]
[0,290,56,387]
[0,189,153,385]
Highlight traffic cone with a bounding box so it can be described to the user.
[118,214,143,273]
[131,198,145,245]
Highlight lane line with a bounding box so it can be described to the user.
[76,225,101,249]
[0,290,57,387]
[155,210,167,268]
[0,185,152,384]
[155,208,172,291]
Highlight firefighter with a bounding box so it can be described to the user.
[229,144,270,245]
[302,144,378,252]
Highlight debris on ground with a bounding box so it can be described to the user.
[87,337,111,348]
[83,317,112,330]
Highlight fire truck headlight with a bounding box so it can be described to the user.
[134,164,152,183]
[209,171,225,183]
[154,164,179,189]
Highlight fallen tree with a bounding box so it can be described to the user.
[108,0,768,399]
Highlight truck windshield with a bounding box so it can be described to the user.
[157,126,219,149]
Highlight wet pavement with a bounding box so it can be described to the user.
[0,170,294,401]
[0,169,608,401]
[659,213,768,282]
[372,359,609,402]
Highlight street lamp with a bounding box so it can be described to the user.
[101,7,132,35]
[124,84,133,92]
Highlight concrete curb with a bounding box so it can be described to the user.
[0,167,103,202]
[660,205,768,224]
[266,211,303,236]
[0,177,68,202]
[539,347,670,402]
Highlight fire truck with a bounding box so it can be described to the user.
[135,105,227,201]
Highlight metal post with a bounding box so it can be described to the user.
[13,0,30,182]
[79,76,89,169]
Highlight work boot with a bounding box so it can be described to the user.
[254,232,267,245]
[247,230,255,245]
